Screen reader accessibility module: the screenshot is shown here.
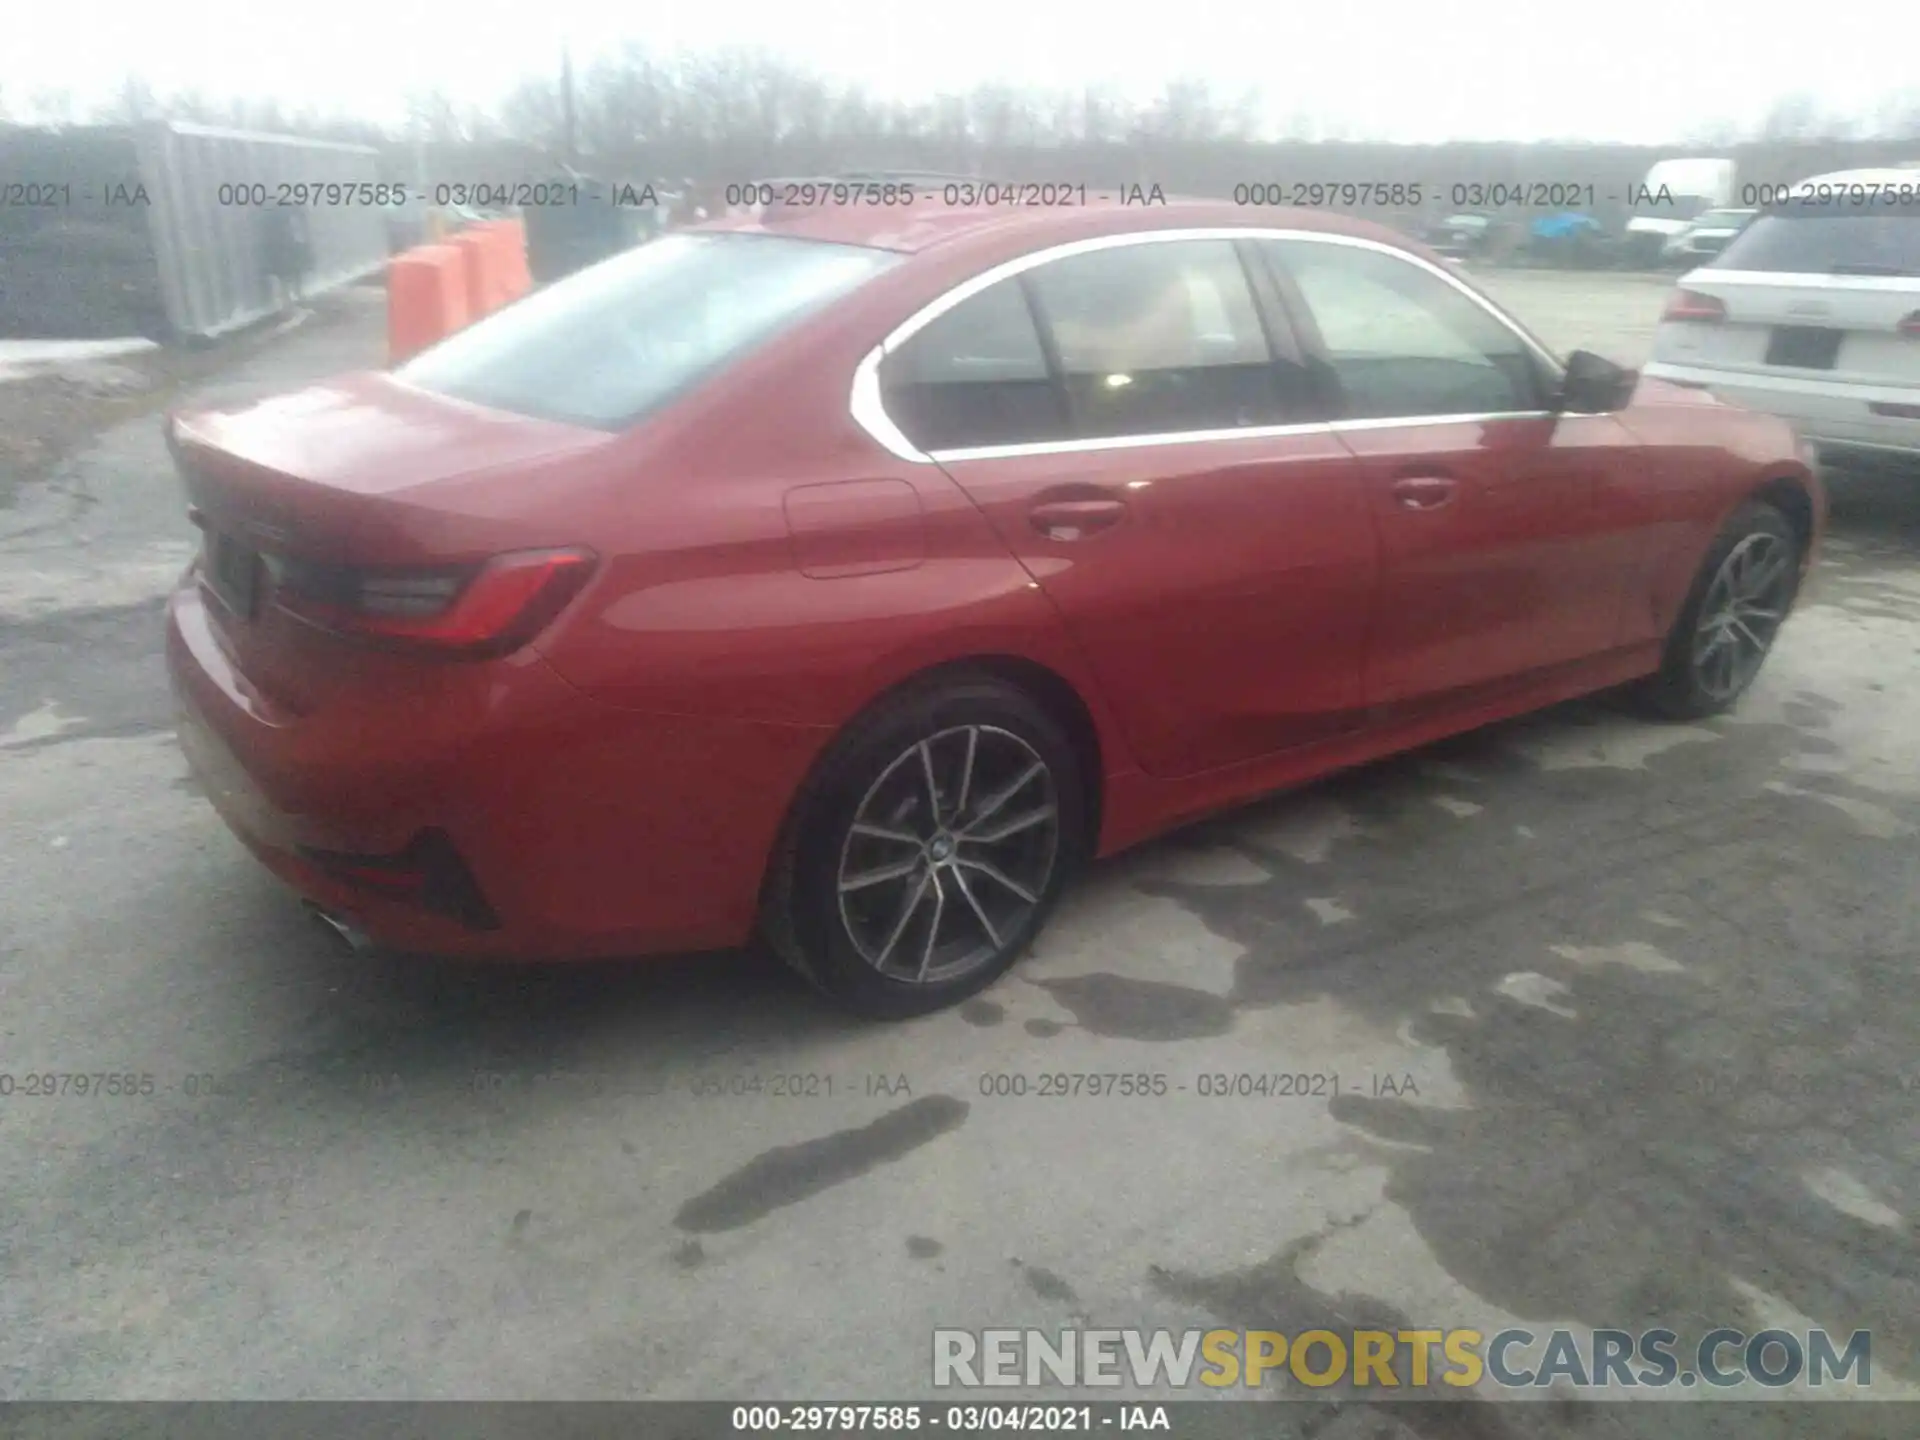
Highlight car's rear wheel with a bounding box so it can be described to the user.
[1635,501,1802,721]
[761,674,1088,1020]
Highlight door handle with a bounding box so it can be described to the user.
[1029,496,1127,541]
[1389,475,1459,511]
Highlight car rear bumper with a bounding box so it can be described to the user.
[166,582,829,961]
[1640,360,1920,458]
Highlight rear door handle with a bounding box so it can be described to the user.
[1389,475,1459,511]
[1029,496,1127,541]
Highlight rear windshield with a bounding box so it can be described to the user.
[1711,202,1920,277]
[396,233,902,429]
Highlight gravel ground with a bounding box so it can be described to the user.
[0,366,170,495]
[0,291,378,504]
[1470,267,1678,366]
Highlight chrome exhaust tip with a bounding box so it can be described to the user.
[303,901,374,954]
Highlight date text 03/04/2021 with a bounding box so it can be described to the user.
[729,1405,1172,1433]
[719,181,1172,208]
[0,1070,1421,1102]
[681,1072,1421,1099]
[1227,181,1602,208]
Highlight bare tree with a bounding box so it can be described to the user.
[1759,93,1823,142]
[167,89,223,124]
[501,75,569,153]
[97,75,160,125]
[27,89,77,127]
[1077,85,1135,145]
[222,96,292,133]
[596,43,672,159]
[1683,119,1743,148]
[406,89,469,145]
[966,82,1039,150]
[1145,78,1223,142]
[1867,88,1920,140]
[48,50,1920,208]
[1222,86,1265,144]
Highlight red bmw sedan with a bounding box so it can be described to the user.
[164,192,1824,1018]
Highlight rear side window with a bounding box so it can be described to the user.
[880,281,1062,451]
[1026,239,1298,439]
[398,233,900,429]
[1264,239,1549,419]
[1711,203,1920,277]
[880,238,1314,452]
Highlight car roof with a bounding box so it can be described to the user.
[699,195,1426,258]
[1789,167,1920,191]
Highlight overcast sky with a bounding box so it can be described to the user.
[5,0,1913,142]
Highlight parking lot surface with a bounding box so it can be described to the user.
[2,273,1917,1435]
[1471,268,1676,367]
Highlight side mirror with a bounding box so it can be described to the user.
[1556,349,1636,414]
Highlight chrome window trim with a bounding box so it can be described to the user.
[846,226,1568,463]
[1329,410,1556,432]
[850,347,926,461]
[931,420,1336,464]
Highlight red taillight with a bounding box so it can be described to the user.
[1899,311,1920,337]
[1662,289,1727,323]
[271,547,596,657]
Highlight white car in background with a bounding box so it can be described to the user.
[1642,167,1920,465]
[1624,157,1738,265]
[1659,207,1757,265]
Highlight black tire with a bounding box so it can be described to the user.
[1633,501,1802,721]
[761,673,1089,1020]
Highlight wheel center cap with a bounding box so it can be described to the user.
[929,834,955,862]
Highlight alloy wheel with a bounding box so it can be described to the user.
[1690,531,1795,703]
[835,724,1060,985]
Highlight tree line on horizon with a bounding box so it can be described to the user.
[3,48,1919,161]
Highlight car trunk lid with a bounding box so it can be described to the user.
[170,372,615,713]
[173,372,612,561]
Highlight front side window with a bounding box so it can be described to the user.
[1264,239,1549,420]
[399,233,901,430]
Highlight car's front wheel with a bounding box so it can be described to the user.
[1635,501,1803,721]
[761,674,1088,1020]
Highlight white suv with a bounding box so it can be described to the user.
[1642,167,1920,465]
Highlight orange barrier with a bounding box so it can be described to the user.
[448,230,500,319]
[384,219,534,364]
[387,244,472,364]
[491,218,532,301]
